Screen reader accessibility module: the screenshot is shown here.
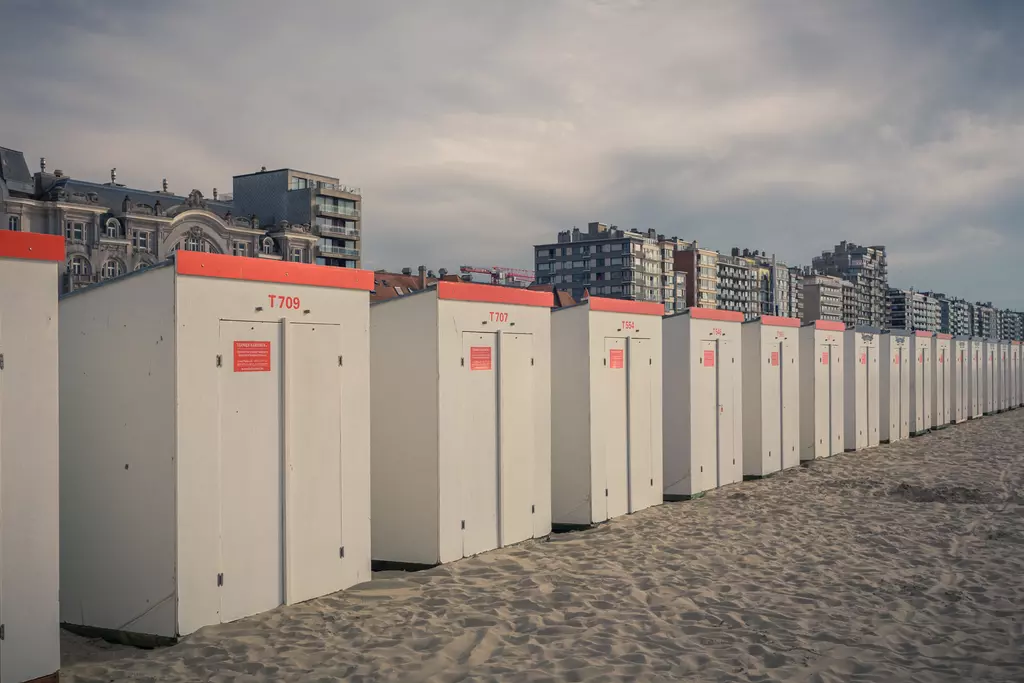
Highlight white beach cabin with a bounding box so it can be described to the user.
[932,333,952,430]
[550,297,663,528]
[370,281,552,566]
[1009,341,1020,409]
[968,338,983,419]
[0,231,62,683]
[663,308,744,499]
[843,327,881,452]
[60,252,373,641]
[741,315,800,478]
[909,331,933,436]
[950,336,969,424]
[983,339,999,416]
[799,320,845,461]
[998,340,1011,412]
[880,330,911,444]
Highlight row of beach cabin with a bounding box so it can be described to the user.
[2,230,1022,680]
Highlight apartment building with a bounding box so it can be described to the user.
[929,294,972,336]
[232,168,362,268]
[841,280,857,327]
[812,241,888,327]
[888,288,939,331]
[802,274,843,322]
[973,303,999,338]
[728,248,796,317]
[999,309,1024,341]
[716,253,757,319]
[0,146,364,293]
[789,266,804,320]
[533,222,688,313]
[674,242,719,309]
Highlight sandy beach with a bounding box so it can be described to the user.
[62,410,1024,682]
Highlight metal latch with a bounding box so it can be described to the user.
[339,546,345,558]
[216,355,222,367]
[461,520,465,530]
[0,353,4,370]
[217,573,224,587]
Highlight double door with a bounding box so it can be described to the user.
[935,346,948,426]
[853,345,877,449]
[816,342,842,457]
[217,319,345,624]
[459,331,535,558]
[599,336,654,521]
[696,338,736,490]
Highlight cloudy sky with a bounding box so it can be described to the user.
[3,1,1023,305]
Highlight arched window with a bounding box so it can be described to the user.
[262,237,275,254]
[7,216,19,231]
[68,256,90,276]
[134,260,150,272]
[105,218,120,238]
[101,259,124,279]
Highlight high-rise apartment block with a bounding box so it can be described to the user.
[716,253,757,319]
[811,241,888,327]
[841,280,857,327]
[789,267,804,320]
[999,309,1023,341]
[802,274,843,322]
[888,288,939,331]
[674,243,719,309]
[973,303,999,338]
[533,222,688,313]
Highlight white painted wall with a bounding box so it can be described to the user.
[983,340,998,415]
[909,334,932,435]
[799,325,845,460]
[550,305,594,526]
[844,330,879,452]
[969,339,983,418]
[60,266,178,638]
[742,322,799,477]
[879,333,911,443]
[950,339,969,424]
[932,337,952,428]
[370,293,440,565]
[1,256,60,682]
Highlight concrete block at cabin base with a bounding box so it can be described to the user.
[551,522,598,533]
[371,559,438,573]
[664,491,705,502]
[61,622,177,649]
[23,673,59,683]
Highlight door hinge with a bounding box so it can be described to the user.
[0,353,4,370]
[217,573,224,587]
[216,354,222,368]
[0,623,5,640]
[461,358,465,366]
[531,504,535,514]
[531,358,535,366]
[605,488,609,496]
[460,520,466,530]
[338,355,343,366]
[339,546,345,558]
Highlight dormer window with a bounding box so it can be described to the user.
[7,216,19,231]
[262,237,274,254]
[105,218,120,238]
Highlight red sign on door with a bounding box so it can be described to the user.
[770,351,779,367]
[470,346,492,371]
[234,341,271,372]
[703,350,715,367]
[821,351,829,365]
[860,353,867,365]
[609,348,624,369]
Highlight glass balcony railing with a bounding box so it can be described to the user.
[316,203,361,219]
[318,244,360,258]
[316,221,360,237]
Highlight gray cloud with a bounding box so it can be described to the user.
[2,0,1023,305]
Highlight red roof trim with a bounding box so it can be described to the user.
[936,333,953,340]
[814,320,846,331]
[588,296,664,316]
[689,308,744,322]
[0,231,65,262]
[437,280,552,307]
[914,330,934,338]
[1013,340,1021,346]
[175,251,374,290]
[758,315,801,328]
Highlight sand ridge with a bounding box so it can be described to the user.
[62,411,1024,682]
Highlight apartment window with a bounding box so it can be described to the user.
[68,256,90,276]
[6,216,19,231]
[132,230,151,251]
[232,240,250,257]
[134,260,151,272]
[65,221,85,241]
[537,263,549,272]
[290,247,303,263]
[101,259,123,280]
[572,260,585,268]
[610,257,622,266]
[553,261,561,271]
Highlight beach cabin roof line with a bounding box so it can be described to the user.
[756,315,801,328]
[914,330,934,338]
[175,251,374,290]
[436,280,552,307]
[587,296,664,316]
[807,320,846,331]
[0,230,65,262]
[688,308,744,322]
[937,333,953,340]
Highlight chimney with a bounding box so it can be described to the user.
[418,265,427,289]
[162,178,168,193]
[54,169,64,178]
[40,157,46,173]
[213,188,218,200]
[439,268,448,278]
[111,168,117,184]
[401,267,412,276]
[260,166,267,172]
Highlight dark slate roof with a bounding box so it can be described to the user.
[0,147,33,195]
[49,178,234,215]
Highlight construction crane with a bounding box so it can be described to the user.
[459,265,536,286]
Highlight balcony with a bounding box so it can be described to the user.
[316,222,360,238]
[318,245,360,258]
[316,203,361,219]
